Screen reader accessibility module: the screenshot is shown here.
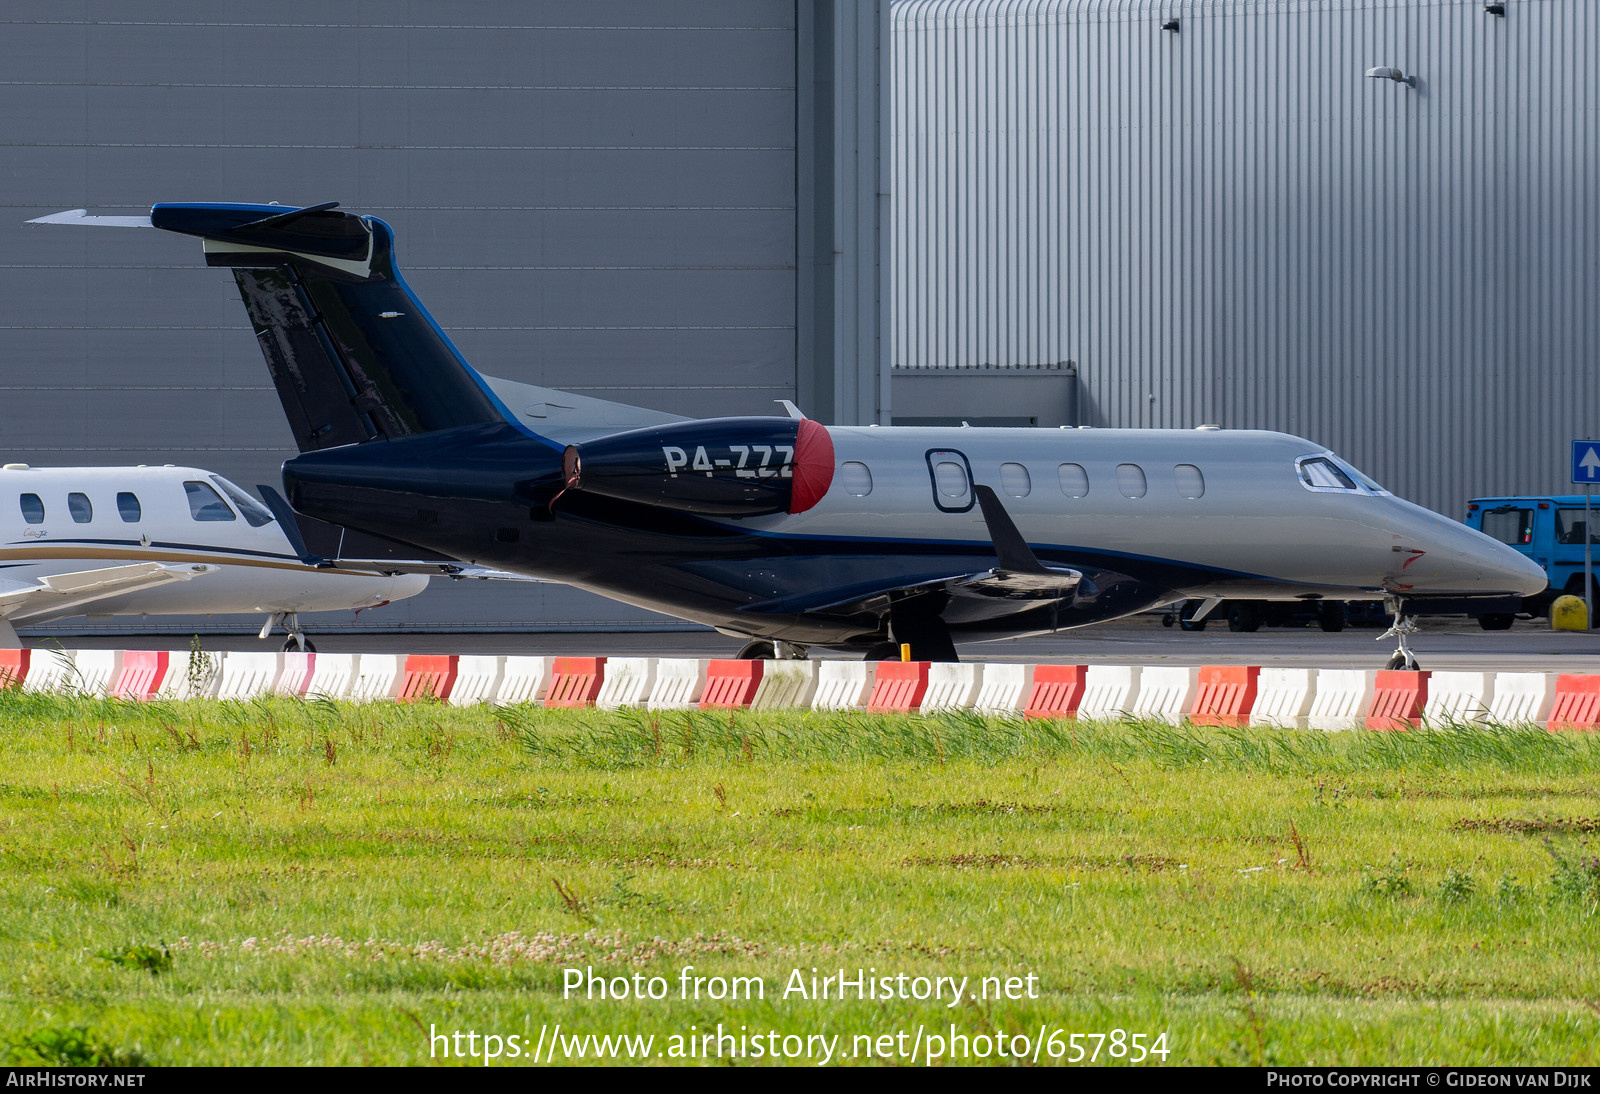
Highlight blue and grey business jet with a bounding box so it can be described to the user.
[30,203,1546,666]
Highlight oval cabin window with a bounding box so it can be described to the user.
[934,460,969,500]
[1057,463,1089,498]
[68,492,93,523]
[19,493,44,524]
[1000,462,1031,497]
[840,461,873,497]
[1116,463,1148,499]
[117,492,142,522]
[1174,464,1205,499]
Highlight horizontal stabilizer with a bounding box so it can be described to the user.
[26,209,153,228]
[257,484,487,577]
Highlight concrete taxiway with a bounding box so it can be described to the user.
[39,615,1600,673]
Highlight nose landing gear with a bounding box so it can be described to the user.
[261,611,316,653]
[1378,595,1419,671]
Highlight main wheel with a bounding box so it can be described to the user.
[1476,613,1515,631]
[863,641,900,662]
[736,639,776,660]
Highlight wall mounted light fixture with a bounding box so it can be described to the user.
[1365,66,1417,89]
[1484,4,1506,16]
[1161,19,1179,32]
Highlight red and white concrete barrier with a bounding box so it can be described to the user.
[496,656,551,705]
[1130,666,1198,724]
[1423,671,1492,725]
[751,661,818,709]
[1250,668,1316,729]
[1487,672,1557,726]
[596,657,655,709]
[920,663,982,714]
[973,663,1029,715]
[648,659,709,709]
[1307,669,1376,731]
[813,661,874,710]
[1078,666,1140,720]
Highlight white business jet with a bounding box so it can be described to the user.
[0,462,428,649]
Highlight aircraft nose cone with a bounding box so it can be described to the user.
[1495,543,1553,597]
[1401,518,1549,597]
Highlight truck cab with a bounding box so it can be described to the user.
[1464,495,1584,627]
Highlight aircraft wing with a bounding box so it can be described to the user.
[737,566,1081,618]
[738,484,1081,617]
[0,562,217,623]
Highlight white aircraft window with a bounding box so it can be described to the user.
[934,460,969,500]
[1116,463,1148,499]
[1057,463,1089,498]
[210,476,276,528]
[1000,462,1031,497]
[841,461,873,496]
[1174,464,1205,499]
[68,492,92,523]
[184,480,237,521]
[117,492,141,522]
[19,493,43,524]
[1297,456,1358,492]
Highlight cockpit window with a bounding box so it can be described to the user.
[1345,466,1389,495]
[210,476,276,527]
[1297,456,1358,492]
[184,480,236,521]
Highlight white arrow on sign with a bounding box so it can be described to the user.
[1583,447,1600,480]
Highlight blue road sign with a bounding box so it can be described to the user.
[1574,440,1600,485]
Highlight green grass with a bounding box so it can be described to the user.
[2,688,1598,1066]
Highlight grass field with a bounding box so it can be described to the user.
[1,687,1598,1067]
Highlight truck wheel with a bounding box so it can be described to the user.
[1227,603,1263,633]
[1476,613,1515,631]
[1318,601,1347,632]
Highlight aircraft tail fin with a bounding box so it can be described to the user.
[148,202,517,452]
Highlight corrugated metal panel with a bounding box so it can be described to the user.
[893,0,1600,516]
[0,0,800,631]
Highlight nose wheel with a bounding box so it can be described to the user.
[261,611,316,653]
[1378,596,1420,671]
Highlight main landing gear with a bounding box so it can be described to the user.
[1378,595,1419,671]
[736,639,808,661]
[262,611,316,653]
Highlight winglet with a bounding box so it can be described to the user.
[256,484,329,567]
[973,485,1051,575]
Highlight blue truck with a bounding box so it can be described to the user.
[1463,495,1591,628]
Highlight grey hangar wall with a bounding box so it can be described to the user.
[0,0,887,635]
[892,0,1599,518]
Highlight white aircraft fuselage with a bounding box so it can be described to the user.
[0,463,426,645]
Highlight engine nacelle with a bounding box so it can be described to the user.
[563,417,835,516]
